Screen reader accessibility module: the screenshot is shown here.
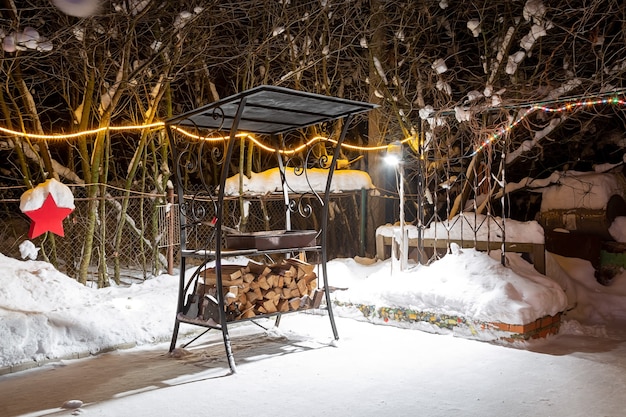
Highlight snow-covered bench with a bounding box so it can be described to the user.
[375,217,546,274]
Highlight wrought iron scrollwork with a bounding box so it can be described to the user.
[319,120,332,135]
[179,190,219,250]
[177,143,197,173]
[210,106,225,126]
[210,145,225,165]
[179,191,216,225]
[281,152,322,210]
[296,197,314,218]
[277,135,347,219]
[285,195,313,218]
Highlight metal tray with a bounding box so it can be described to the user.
[225,230,318,250]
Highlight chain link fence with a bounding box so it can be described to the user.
[0,185,370,284]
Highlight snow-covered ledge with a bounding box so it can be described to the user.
[376,214,546,273]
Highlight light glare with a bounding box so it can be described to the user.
[384,154,400,166]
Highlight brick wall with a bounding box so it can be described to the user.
[489,313,562,342]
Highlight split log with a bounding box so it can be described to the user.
[262,299,277,314]
[195,259,321,320]
[297,279,308,296]
[311,288,325,308]
[240,308,256,319]
[283,275,294,287]
[246,288,263,303]
[285,258,315,277]
[201,265,245,286]
[258,276,270,290]
[277,299,290,312]
[264,290,280,303]
[288,297,301,310]
[246,261,271,277]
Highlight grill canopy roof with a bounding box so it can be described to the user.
[166,85,377,135]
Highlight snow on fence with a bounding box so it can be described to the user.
[376,213,547,273]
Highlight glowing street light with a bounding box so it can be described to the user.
[384,140,403,166]
[386,140,408,271]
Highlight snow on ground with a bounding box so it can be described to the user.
[2,239,626,416]
[2,240,626,371]
[3,167,626,415]
[4,313,626,417]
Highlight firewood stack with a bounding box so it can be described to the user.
[196,258,325,321]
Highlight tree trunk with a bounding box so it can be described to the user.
[365,0,386,258]
[449,152,480,220]
[0,87,32,188]
[12,66,56,181]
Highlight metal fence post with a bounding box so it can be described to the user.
[167,186,174,275]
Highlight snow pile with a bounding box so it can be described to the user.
[431,58,448,74]
[0,253,177,368]
[19,178,75,212]
[1,26,53,53]
[51,0,102,17]
[546,252,626,324]
[0,241,571,369]
[505,0,553,74]
[609,217,626,242]
[539,171,626,211]
[18,240,40,261]
[467,19,481,37]
[223,167,375,195]
[14,27,41,50]
[329,244,567,325]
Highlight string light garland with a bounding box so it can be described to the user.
[0,122,165,141]
[0,95,624,155]
[0,121,394,153]
[134,125,394,153]
[472,96,626,155]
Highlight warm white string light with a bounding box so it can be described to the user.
[1,95,623,155]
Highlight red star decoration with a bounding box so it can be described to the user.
[24,194,74,239]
